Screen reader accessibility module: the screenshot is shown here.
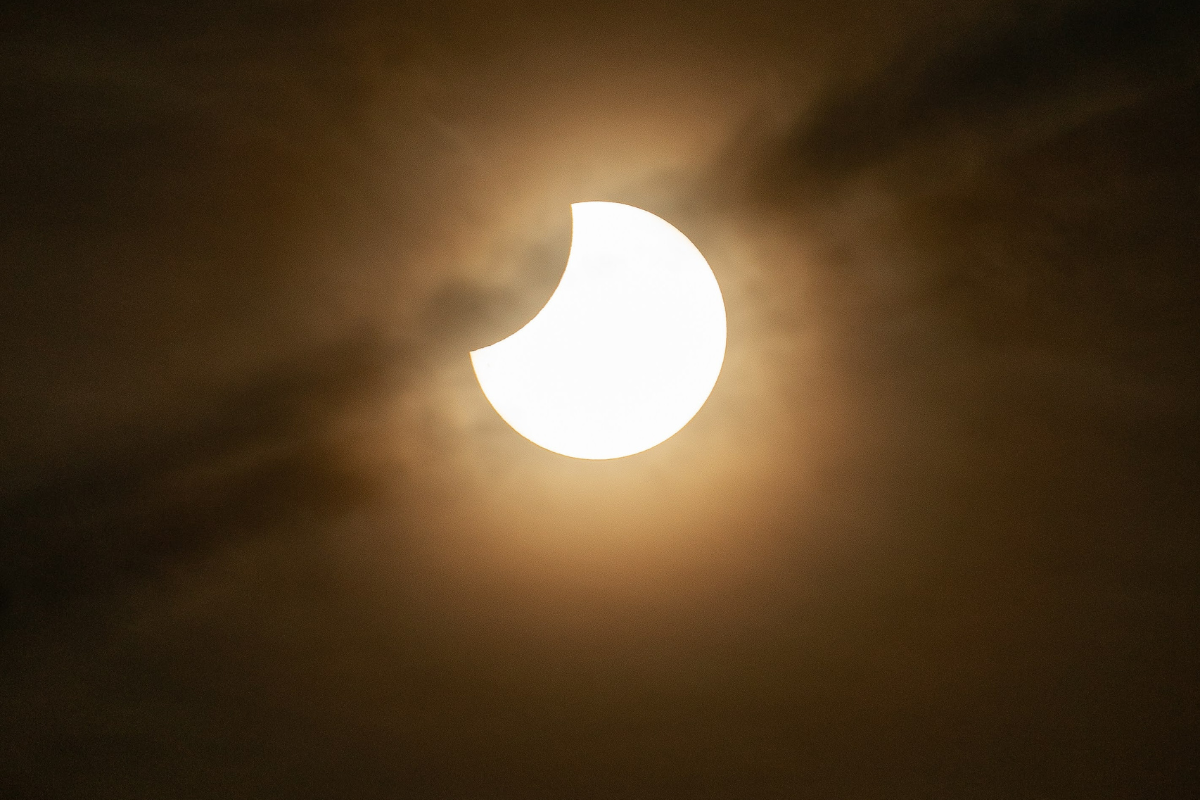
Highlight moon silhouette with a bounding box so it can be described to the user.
[471,202,727,460]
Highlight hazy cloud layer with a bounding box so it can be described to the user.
[1,1,1197,797]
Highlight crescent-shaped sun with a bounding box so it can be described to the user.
[471,202,727,460]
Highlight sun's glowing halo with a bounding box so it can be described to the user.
[470,202,727,460]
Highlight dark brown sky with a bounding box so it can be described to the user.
[2,1,1198,797]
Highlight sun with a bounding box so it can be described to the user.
[470,202,726,460]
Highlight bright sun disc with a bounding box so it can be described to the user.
[470,202,727,460]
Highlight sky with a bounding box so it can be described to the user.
[1,1,1198,796]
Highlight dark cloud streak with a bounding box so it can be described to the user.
[766,0,1200,192]
[0,334,403,610]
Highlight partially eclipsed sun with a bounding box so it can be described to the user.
[470,202,727,460]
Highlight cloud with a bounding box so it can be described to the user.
[753,0,1200,198]
[1,2,1198,795]
[0,333,408,610]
